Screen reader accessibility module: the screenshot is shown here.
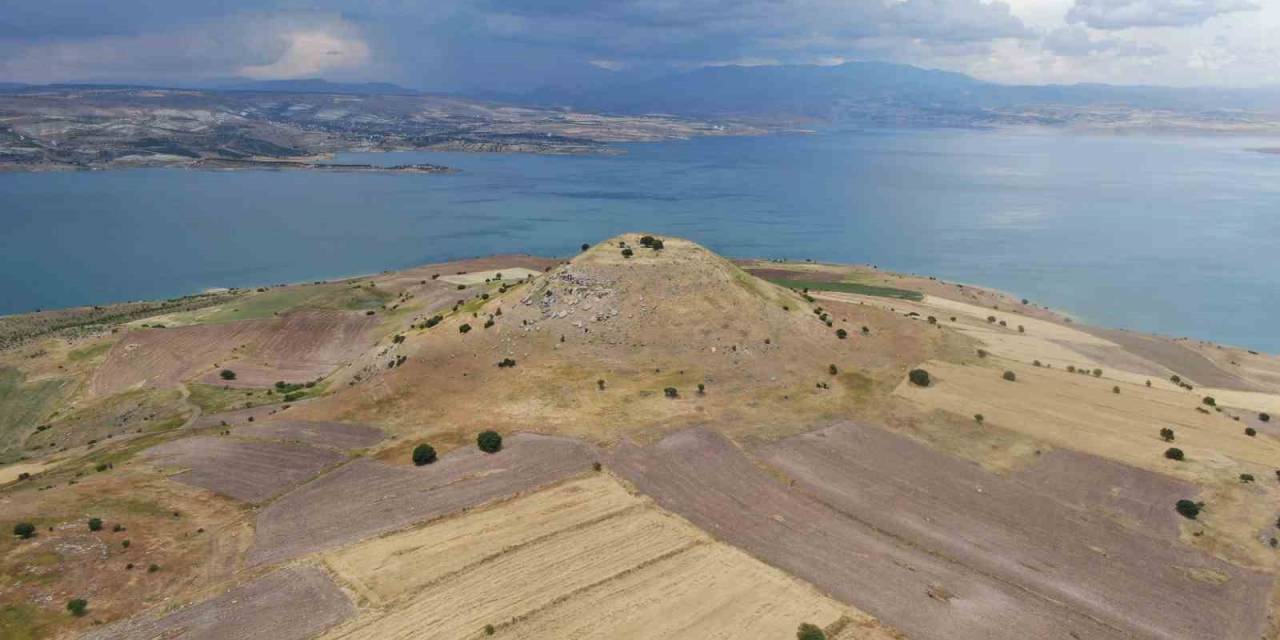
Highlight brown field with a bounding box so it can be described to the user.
[758,422,1271,640]
[82,566,353,640]
[608,428,1127,640]
[91,310,377,395]
[1083,326,1261,391]
[248,433,596,565]
[143,435,347,504]
[233,420,384,450]
[321,475,891,640]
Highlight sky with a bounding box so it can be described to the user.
[0,0,1277,91]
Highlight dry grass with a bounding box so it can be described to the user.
[322,474,866,640]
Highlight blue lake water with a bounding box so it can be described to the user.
[2,128,1278,351]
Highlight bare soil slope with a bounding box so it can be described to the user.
[143,436,347,504]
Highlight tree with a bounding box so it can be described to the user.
[1261,413,1271,423]
[66,599,88,617]
[908,369,930,387]
[1002,370,1017,382]
[219,369,236,381]
[459,324,472,334]
[664,387,679,398]
[1164,447,1184,461]
[1093,369,1103,377]
[497,358,517,368]
[621,248,634,258]
[828,364,838,375]
[976,349,987,358]
[1245,427,1257,437]
[835,328,848,339]
[697,383,706,395]
[1203,396,1216,407]
[477,430,503,453]
[88,518,103,532]
[13,522,35,539]
[797,623,827,640]
[1113,386,1120,394]
[1175,499,1200,519]
[1241,473,1256,483]
[581,243,590,251]
[412,443,437,466]
[974,414,984,424]
[1160,427,1175,442]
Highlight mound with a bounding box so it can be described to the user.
[298,234,933,442]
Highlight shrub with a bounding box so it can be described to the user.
[621,248,634,258]
[597,379,606,390]
[456,284,465,290]
[497,358,517,368]
[1160,427,1175,442]
[477,431,503,453]
[651,238,665,250]
[1067,365,1076,373]
[581,243,590,251]
[974,414,984,424]
[976,349,987,358]
[1002,371,1016,382]
[1246,427,1257,437]
[829,364,838,375]
[986,316,996,323]
[484,624,495,636]
[1261,413,1271,423]
[908,369,930,387]
[13,522,35,539]
[122,540,130,548]
[1112,386,1120,394]
[412,444,437,466]
[1164,447,1184,461]
[147,564,160,572]
[1202,396,1216,407]
[424,315,442,328]
[797,623,827,640]
[835,328,847,339]
[1018,325,1025,333]
[484,318,495,329]
[697,383,706,395]
[639,235,656,247]
[1093,369,1102,377]
[1174,499,1200,519]
[927,316,937,325]
[1032,360,1042,367]
[219,369,236,380]
[459,324,472,334]
[1170,375,1181,384]
[88,518,103,532]
[66,599,88,617]
[664,387,679,398]
[592,462,602,472]
[1241,473,1255,483]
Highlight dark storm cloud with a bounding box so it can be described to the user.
[0,0,1029,88]
[1065,0,1258,29]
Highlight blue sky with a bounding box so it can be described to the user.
[1,0,1275,89]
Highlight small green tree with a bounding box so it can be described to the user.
[1175,499,1200,519]
[1159,427,1175,442]
[664,387,679,398]
[66,599,88,617]
[412,443,437,466]
[974,414,984,424]
[219,369,236,380]
[697,383,706,395]
[88,518,103,532]
[1164,447,1184,461]
[1002,370,1017,382]
[1261,413,1271,423]
[908,369,930,387]
[1203,396,1216,407]
[828,364,838,375]
[13,522,36,539]
[1241,473,1256,483]
[459,324,472,334]
[477,430,503,453]
[581,243,590,251]
[797,623,827,640]
[1245,427,1257,437]
[835,328,847,339]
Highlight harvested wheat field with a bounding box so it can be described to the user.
[608,428,1126,640]
[82,565,354,640]
[321,474,888,640]
[91,310,377,395]
[758,422,1271,640]
[249,433,596,564]
[234,420,384,450]
[144,435,347,503]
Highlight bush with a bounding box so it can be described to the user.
[459,324,472,334]
[1164,447,1184,461]
[424,315,442,328]
[976,349,987,358]
[639,235,656,247]
[621,248,634,258]
[497,358,517,368]
[1093,369,1102,377]
[147,564,160,573]
[828,364,838,375]
[412,444,437,466]
[1241,473,1255,483]
[1112,386,1120,394]
[651,238,665,250]
[1160,427,1175,442]
[697,383,706,395]
[797,623,827,640]
[88,518,103,532]
[908,369,930,387]
[835,328,847,339]
[664,387,679,398]
[484,624,495,636]
[1002,370,1016,382]
[1175,499,1200,519]
[477,430,503,453]
[219,369,236,380]
[581,243,590,251]
[66,599,88,617]
[1202,396,1216,407]
[597,379,606,391]
[974,414,984,424]
[1261,413,1271,423]
[1245,427,1257,437]
[13,522,35,539]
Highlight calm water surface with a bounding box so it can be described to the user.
[2,128,1277,351]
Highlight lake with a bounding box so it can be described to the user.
[1,128,1277,352]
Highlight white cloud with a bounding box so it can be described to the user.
[1066,0,1257,29]
[238,30,370,79]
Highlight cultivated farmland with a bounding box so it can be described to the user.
[144,435,346,503]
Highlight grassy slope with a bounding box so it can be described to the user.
[765,278,923,301]
[0,367,72,463]
[171,282,394,325]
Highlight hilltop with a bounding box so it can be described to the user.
[1,236,1279,640]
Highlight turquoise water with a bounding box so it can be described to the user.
[2,128,1277,351]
